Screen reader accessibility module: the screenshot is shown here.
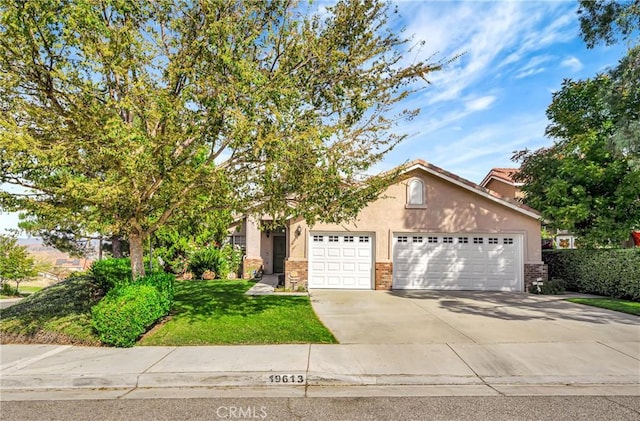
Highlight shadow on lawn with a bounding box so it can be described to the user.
[173,280,311,321]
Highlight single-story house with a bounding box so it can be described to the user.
[230,160,547,292]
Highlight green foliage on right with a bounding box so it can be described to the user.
[188,245,242,279]
[91,272,175,347]
[543,249,640,301]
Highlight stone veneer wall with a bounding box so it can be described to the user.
[242,258,263,280]
[524,263,549,292]
[375,262,393,290]
[285,259,308,290]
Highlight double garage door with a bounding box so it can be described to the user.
[393,233,523,291]
[308,232,523,291]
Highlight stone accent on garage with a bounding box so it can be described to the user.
[524,263,549,292]
[285,259,308,290]
[242,257,264,280]
[375,262,393,290]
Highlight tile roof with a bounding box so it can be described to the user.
[480,167,521,187]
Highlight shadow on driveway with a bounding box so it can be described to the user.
[388,290,639,325]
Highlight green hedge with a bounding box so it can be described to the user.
[90,258,132,291]
[543,249,640,301]
[91,273,175,347]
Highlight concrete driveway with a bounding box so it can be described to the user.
[309,290,640,346]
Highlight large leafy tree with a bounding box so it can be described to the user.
[0,0,444,278]
[514,64,640,246]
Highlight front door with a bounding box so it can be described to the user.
[273,236,286,273]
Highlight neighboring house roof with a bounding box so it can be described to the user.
[399,160,540,219]
[479,167,523,188]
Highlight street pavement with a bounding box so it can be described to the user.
[2,396,640,421]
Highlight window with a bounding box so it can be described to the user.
[442,237,453,244]
[503,238,514,245]
[473,237,483,244]
[328,235,339,243]
[488,238,499,244]
[226,235,246,252]
[428,236,438,243]
[397,236,408,243]
[458,237,469,244]
[412,236,423,243]
[344,236,354,243]
[407,179,425,206]
[359,236,370,243]
[313,235,323,242]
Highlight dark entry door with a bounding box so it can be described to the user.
[273,236,286,273]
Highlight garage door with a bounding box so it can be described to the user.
[308,233,373,289]
[393,233,523,291]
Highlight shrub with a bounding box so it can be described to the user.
[543,249,640,301]
[92,283,164,347]
[138,272,175,313]
[220,244,243,279]
[90,258,132,291]
[91,272,175,347]
[189,246,239,279]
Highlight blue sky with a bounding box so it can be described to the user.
[0,0,628,234]
[372,0,627,181]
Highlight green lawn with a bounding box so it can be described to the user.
[0,276,103,345]
[139,280,337,346]
[566,297,640,316]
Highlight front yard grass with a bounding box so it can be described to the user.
[139,280,337,346]
[0,276,103,345]
[566,297,640,316]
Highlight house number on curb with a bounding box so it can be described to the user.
[267,374,305,384]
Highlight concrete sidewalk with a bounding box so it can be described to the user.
[1,342,638,400]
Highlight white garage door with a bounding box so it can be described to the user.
[393,233,523,291]
[308,233,373,289]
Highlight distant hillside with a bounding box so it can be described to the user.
[17,238,94,274]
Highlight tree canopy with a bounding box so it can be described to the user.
[578,0,640,48]
[0,0,445,277]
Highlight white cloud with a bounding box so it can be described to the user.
[464,95,496,112]
[515,67,546,79]
[560,56,583,72]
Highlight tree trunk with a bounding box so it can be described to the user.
[111,235,123,258]
[129,229,146,279]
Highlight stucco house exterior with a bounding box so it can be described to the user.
[231,160,547,292]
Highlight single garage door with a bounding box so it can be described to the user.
[393,233,523,291]
[308,233,373,289]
